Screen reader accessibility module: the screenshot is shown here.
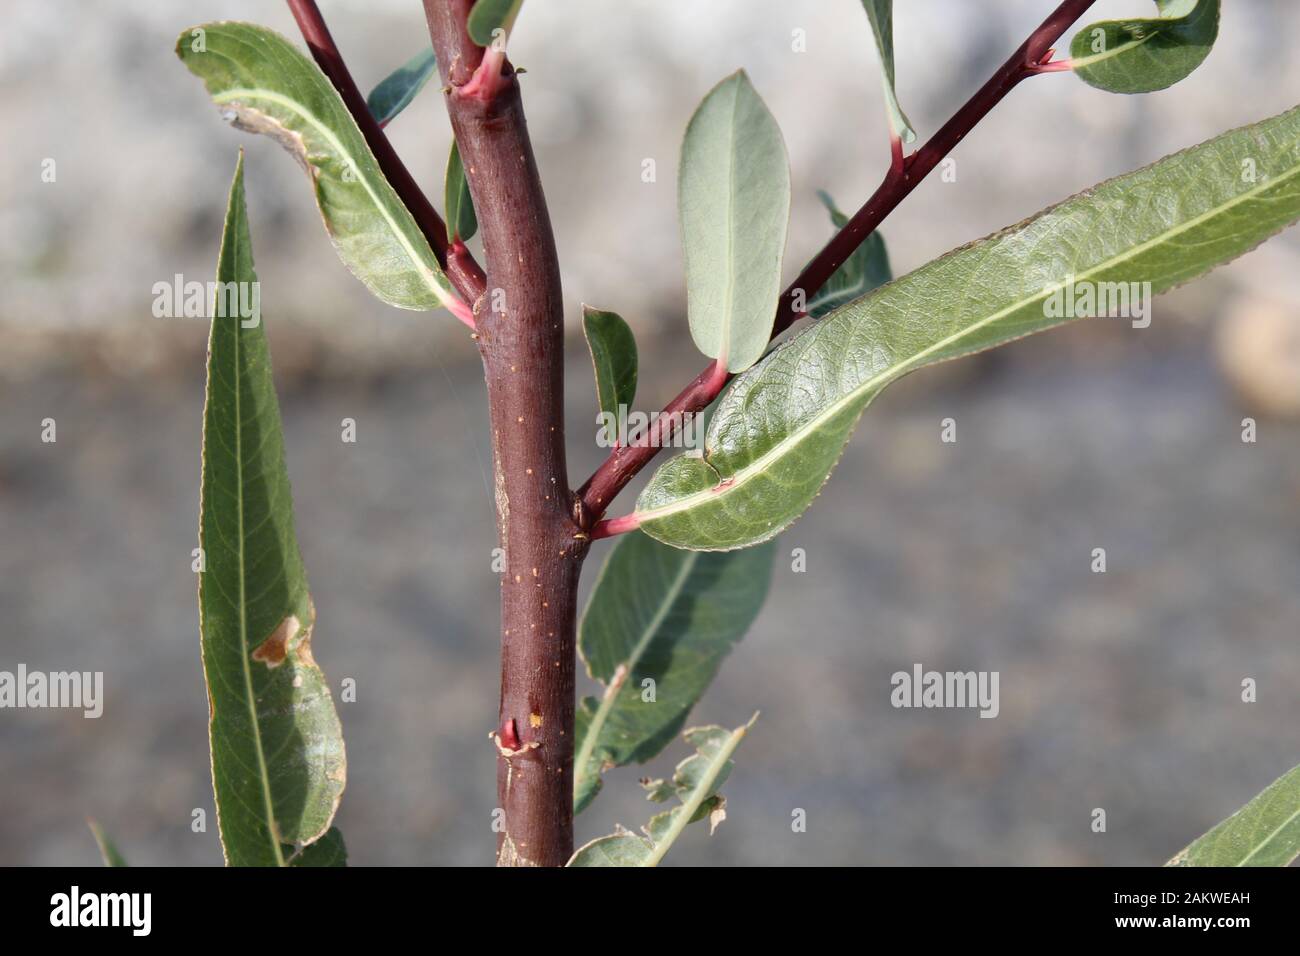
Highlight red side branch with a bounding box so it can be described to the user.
[576,0,1096,531]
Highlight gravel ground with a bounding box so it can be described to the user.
[2,308,1298,866]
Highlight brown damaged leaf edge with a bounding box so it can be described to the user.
[221,104,315,178]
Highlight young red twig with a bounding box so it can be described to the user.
[590,512,642,541]
[576,358,729,522]
[285,0,487,310]
[446,240,482,327]
[461,44,509,102]
[446,295,477,329]
[1029,48,1076,74]
[576,0,1099,533]
[890,132,907,175]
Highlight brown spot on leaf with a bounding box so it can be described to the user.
[252,614,301,668]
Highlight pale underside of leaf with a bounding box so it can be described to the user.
[635,105,1300,551]
[860,0,915,143]
[177,22,462,316]
[198,153,346,866]
[679,70,791,374]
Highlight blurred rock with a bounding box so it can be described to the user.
[4,0,1300,373]
[1216,298,1300,420]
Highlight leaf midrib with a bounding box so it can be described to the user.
[228,272,284,867]
[644,724,746,866]
[637,159,1300,526]
[1235,800,1300,866]
[212,86,455,311]
[1069,33,1150,70]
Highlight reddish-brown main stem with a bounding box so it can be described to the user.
[304,0,1095,866]
[424,0,584,867]
[578,0,1097,529]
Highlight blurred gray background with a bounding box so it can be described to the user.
[2,0,1298,866]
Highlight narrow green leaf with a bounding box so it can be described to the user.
[634,105,1300,550]
[288,827,348,867]
[199,153,346,866]
[366,47,438,127]
[1069,0,1219,94]
[176,22,465,317]
[859,0,915,143]
[87,820,128,867]
[581,306,637,422]
[806,191,892,319]
[574,533,775,813]
[1167,763,1300,866]
[568,715,757,867]
[444,141,478,243]
[679,71,791,374]
[467,0,525,48]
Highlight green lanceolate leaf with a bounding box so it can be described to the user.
[634,105,1300,551]
[806,191,892,319]
[289,827,348,867]
[176,22,464,317]
[444,141,478,243]
[582,306,637,422]
[467,0,524,48]
[1069,0,1219,94]
[859,0,915,143]
[574,533,775,813]
[366,47,438,127]
[1167,763,1300,866]
[199,154,346,866]
[87,820,128,867]
[679,71,791,374]
[568,715,757,866]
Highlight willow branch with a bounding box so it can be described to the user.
[579,0,1097,533]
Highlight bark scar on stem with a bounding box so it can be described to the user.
[491,719,541,797]
[497,833,538,867]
